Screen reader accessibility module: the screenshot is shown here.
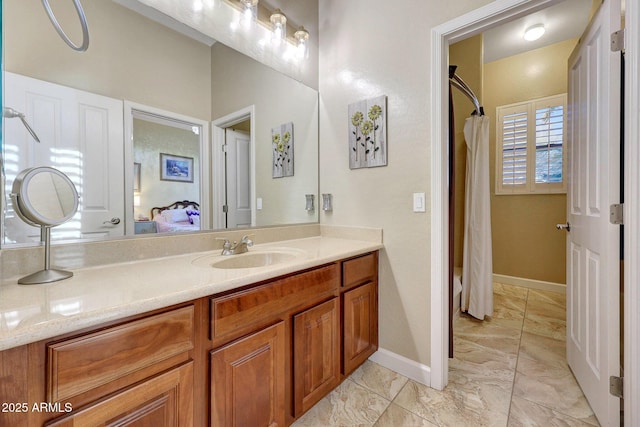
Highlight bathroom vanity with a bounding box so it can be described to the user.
[0,236,380,426]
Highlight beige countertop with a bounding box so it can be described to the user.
[0,236,382,351]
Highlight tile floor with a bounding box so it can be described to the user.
[292,283,599,426]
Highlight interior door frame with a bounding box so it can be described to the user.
[123,101,211,233]
[430,0,639,422]
[212,106,256,230]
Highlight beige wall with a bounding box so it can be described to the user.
[319,0,492,367]
[211,43,319,227]
[485,38,577,284]
[4,0,212,120]
[449,35,484,269]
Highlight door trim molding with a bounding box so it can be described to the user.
[431,3,639,424]
[429,0,561,391]
[624,0,640,421]
[123,101,210,233]
[212,106,256,230]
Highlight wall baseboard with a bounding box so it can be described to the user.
[368,348,431,386]
[493,273,565,294]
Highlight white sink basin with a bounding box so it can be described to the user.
[192,248,305,269]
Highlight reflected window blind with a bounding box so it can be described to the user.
[501,111,528,186]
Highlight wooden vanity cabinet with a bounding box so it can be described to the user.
[292,297,341,416]
[341,252,379,376]
[0,250,378,427]
[210,322,286,427]
[0,302,201,427]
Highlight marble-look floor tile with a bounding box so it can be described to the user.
[493,283,529,300]
[527,289,566,307]
[349,360,409,401]
[393,374,511,427]
[455,314,522,355]
[489,294,526,330]
[450,336,517,393]
[373,403,436,427]
[518,331,566,367]
[291,379,390,427]
[523,312,566,341]
[512,356,597,424]
[508,396,599,426]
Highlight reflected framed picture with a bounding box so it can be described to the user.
[160,153,194,183]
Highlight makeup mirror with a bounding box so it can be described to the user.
[11,167,79,284]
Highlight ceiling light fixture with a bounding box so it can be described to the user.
[523,24,545,41]
[270,9,287,44]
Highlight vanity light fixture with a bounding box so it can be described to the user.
[240,0,258,24]
[294,27,310,59]
[523,24,545,41]
[270,9,287,44]
[223,0,311,60]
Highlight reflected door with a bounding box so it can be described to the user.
[4,72,124,243]
[225,129,251,228]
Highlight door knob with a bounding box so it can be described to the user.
[556,222,571,232]
[103,217,121,225]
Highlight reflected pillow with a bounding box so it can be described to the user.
[160,208,189,223]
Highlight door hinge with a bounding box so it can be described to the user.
[222,204,228,213]
[611,29,625,52]
[610,376,623,398]
[222,143,227,153]
[610,203,624,225]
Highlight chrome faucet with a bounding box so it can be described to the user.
[218,235,254,255]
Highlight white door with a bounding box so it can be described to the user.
[566,1,621,425]
[4,72,125,242]
[224,128,252,228]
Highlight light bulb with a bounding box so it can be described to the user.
[294,27,309,59]
[270,9,287,44]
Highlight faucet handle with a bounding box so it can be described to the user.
[240,234,254,246]
[215,237,232,249]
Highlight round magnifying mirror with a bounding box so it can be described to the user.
[12,167,79,227]
[11,167,79,284]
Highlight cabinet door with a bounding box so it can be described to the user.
[46,362,193,427]
[343,282,378,375]
[293,298,340,417]
[210,322,285,427]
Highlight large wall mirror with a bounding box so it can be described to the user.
[2,0,319,247]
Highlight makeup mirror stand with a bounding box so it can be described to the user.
[18,225,73,285]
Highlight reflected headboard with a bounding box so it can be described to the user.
[150,200,199,219]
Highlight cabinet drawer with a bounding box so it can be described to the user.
[211,264,339,339]
[47,306,194,402]
[47,362,193,427]
[342,252,377,289]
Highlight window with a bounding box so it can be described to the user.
[496,94,567,194]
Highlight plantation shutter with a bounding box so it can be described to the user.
[501,109,528,186]
[495,94,566,194]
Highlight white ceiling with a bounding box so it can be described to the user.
[483,0,594,63]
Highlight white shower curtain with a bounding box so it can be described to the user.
[461,115,493,320]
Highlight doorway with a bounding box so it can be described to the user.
[212,106,256,229]
[430,0,633,425]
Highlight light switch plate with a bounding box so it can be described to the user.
[413,192,426,212]
[257,197,263,210]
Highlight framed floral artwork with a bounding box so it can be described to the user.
[348,95,387,169]
[272,122,294,178]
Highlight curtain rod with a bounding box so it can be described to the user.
[449,65,484,116]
